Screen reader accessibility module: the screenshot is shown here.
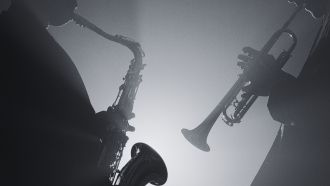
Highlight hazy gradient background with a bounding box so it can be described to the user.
[1,0,322,185]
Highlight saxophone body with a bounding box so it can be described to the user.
[72,13,167,186]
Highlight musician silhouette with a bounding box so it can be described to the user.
[238,0,330,185]
[0,0,111,185]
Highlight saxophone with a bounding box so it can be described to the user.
[72,13,168,186]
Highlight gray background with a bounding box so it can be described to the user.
[2,0,321,185]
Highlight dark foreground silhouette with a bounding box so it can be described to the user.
[250,0,330,185]
[0,1,108,185]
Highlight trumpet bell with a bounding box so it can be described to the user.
[181,128,210,152]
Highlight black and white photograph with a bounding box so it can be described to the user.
[1,0,329,185]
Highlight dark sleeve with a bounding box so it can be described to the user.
[267,71,298,124]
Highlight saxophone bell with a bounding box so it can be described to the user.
[115,143,168,186]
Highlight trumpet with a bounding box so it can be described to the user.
[181,4,304,152]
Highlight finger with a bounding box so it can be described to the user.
[238,54,252,62]
[237,61,249,69]
[242,84,254,93]
[262,55,277,67]
[241,92,252,99]
[243,81,263,94]
[242,47,259,57]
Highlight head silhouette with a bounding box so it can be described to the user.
[13,0,77,26]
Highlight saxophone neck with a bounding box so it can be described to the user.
[73,12,145,120]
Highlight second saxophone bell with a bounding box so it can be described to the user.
[182,4,303,152]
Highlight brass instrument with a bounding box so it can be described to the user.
[72,13,167,185]
[117,143,168,186]
[181,5,304,152]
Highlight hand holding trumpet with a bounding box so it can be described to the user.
[237,46,286,97]
[181,4,302,151]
